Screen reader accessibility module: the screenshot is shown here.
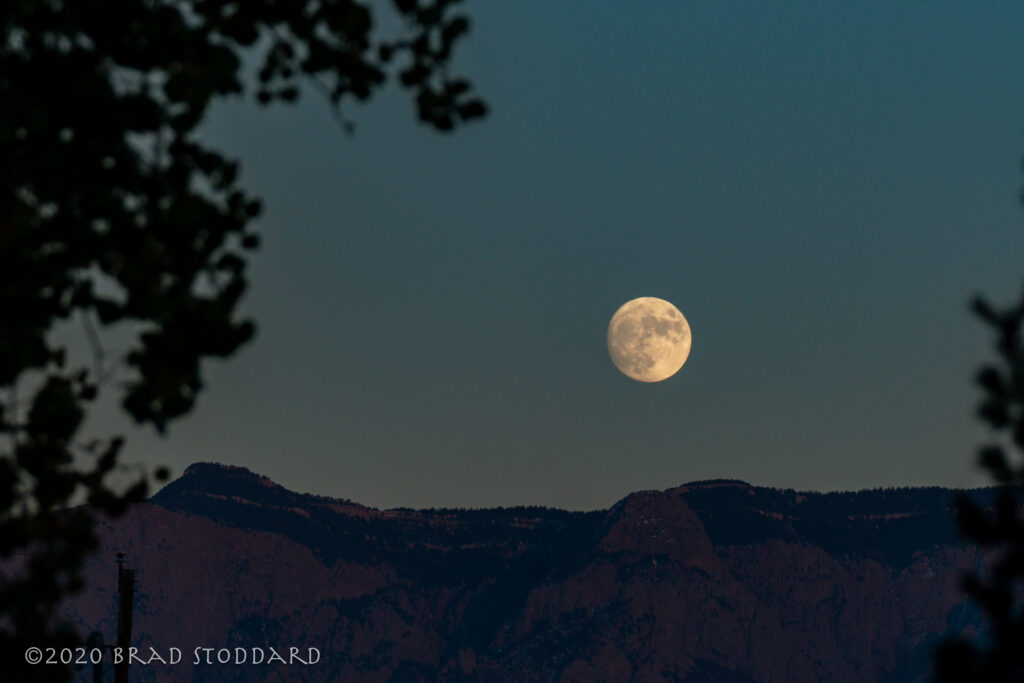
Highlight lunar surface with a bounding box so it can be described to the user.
[607,297,691,382]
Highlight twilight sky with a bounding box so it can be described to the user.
[95,2,1024,510]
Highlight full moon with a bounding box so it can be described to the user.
[607,297,692,382]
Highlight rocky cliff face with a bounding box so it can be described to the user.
[62,463,985,682]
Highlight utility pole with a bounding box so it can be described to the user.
[114,552,134,683]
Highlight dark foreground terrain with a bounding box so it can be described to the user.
[62,463,986,682]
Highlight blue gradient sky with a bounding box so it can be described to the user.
[100,2,1024,509]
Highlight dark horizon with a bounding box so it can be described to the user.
[64,459,984,682]
[158,461,996,513]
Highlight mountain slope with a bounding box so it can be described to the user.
[63,463,985,682]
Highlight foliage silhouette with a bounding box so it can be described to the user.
[933,237,1024,676]
[0,0,485,679]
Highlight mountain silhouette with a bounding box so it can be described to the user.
[62,463,988,682]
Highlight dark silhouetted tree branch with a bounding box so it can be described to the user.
[0,0,486,679]
[934,184,1024,681]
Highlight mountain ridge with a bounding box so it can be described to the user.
[62,462,988,682]
[152,462,981,571]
